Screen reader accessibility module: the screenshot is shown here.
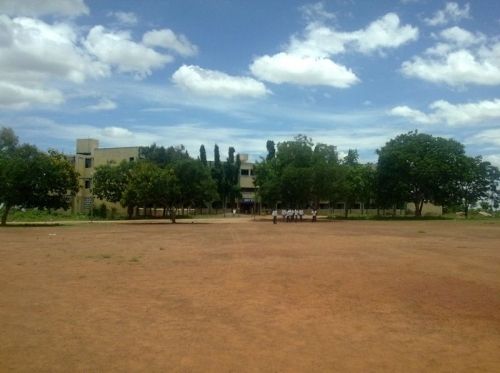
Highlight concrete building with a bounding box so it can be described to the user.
[238,154,257,213]
[72,139,139,213]
[71,139,259,215]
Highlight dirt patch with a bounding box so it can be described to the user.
[1,220,499,372]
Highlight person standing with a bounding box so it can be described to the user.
[272,208,278,224]
[312,208,317,222]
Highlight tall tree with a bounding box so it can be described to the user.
[0,127,18,152]
[211,144,224,211]
[377,131,465,216]
[311,143,340,208]
[199,144,207,167]
[255,135,316,208]
[266,140,275,160]
[174,158,217,212]
[448,156,500,217]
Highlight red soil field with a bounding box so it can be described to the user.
[1,218,499,372]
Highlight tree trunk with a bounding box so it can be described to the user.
[464,204,469,218]
[170,207,176,223]
[1,205,11,226]
[414,200,424,217]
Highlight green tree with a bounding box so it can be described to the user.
[93,161,135,217]
[255,135,315,208]
[0,132,79,225]
[266,140,275,160]
[448,156,500,218]
[211,144,224,211]
[311,143,340,209]
[199,144,207,167]
[174,158,217,212]
[377,131,465,216]
[223,147,241,210]
[254,157,281,207]
[139,143,189,167]
[0,127,18,152]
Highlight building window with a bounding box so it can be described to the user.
[241,169,249,176]
[250,169,255,176]
[85,158,92,168]
[84,180,91,189]
[129,157,135,162]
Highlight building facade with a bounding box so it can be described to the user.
[72,139,139,213]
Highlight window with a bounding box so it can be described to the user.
[250,169,255,176]
[241,169,249,176]
[129,157,135,162]
[84,180,91,189]
[85,158,92,168]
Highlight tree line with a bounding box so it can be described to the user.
[1,126,499,225]
[255,132,499,217]
[92,143,241,221]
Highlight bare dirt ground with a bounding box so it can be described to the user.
[1,218,499,372]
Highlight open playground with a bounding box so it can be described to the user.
[1,217,499,372]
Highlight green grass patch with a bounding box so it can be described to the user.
[6,208,90,223]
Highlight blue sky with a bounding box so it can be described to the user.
[1,0,499,165]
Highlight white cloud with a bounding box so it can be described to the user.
[142,29,198,57]
[86,98,117,111]
[288,13,418,58]
[250,53,359,88]
[439,26,485,47]
[0,16,108,83]
[389,98,500,126]
[251,12,417,87]
[483,154,500,168]
[402,26,500,86]
[424,2,470,26]
[349,13,419,54]
[300,2,336,22]
[84,26,173,78]
[108,11,138,26]
[0,0,89,17]
[172,65,269,98]
[389,105,435,124]
[0,15,108,109]
[102,126,133,138]
[0,81,64,109]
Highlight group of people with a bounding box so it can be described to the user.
[271,208,317,224]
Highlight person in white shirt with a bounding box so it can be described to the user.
[272,209,278,224]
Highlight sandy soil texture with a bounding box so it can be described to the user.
[1,218,499,372]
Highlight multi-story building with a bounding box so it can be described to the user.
[71,139,258,214]
[72,139,139,213]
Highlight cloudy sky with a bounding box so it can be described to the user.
[1,0,499,165]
